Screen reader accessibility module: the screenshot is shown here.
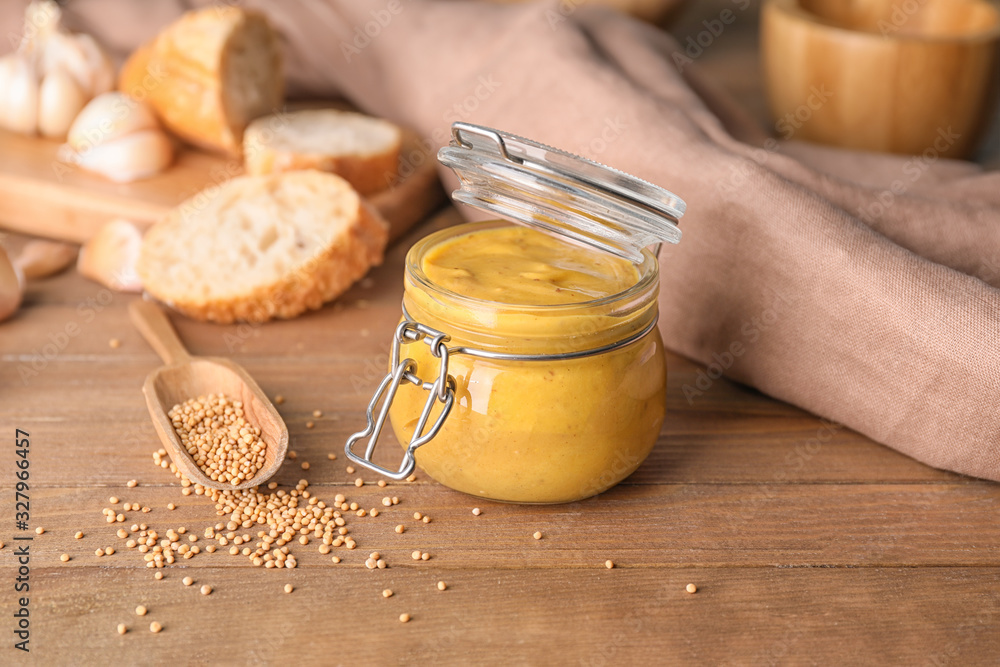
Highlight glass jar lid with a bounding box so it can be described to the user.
[437,122,685,264]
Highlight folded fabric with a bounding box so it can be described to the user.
[32,0,1000,481]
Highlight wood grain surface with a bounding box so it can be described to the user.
[1,1,999,665]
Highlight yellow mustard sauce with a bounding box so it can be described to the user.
[420,225,639,305]
[388,223,666,503]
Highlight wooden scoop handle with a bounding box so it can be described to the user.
[129,299,192,365]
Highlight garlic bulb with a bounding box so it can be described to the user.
[0,1,115,139]
[59,93,174,183]
[0,247,25,324]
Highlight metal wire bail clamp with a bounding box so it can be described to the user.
[344,320,456,480]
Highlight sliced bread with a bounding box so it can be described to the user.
[119,7,283,155]
[137,171,388,323]
[243,109,402,195]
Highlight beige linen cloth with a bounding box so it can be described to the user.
[5,0,999,480]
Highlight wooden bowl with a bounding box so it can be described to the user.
[761,0,1000,158]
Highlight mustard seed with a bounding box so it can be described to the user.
[154,572,163,580]
[327,453,337,460]
[395,525,405,534]
[75,531,83,539]
[686,584,697,594]
[35,527,44,535]
[110,496,119,504]
[117,623,127,635]
[472,508,481,516]
[117,529,128,539]
[149,622,162,633]
[200,585,212,595]
[421,553,430,561]
[306,421,315,429]
[605,560,614,569]
[60,554,70,562]
[288,451,297,460]
[413,512,422,520]
[284,584,293,594]
[346,466,355,474]
[371,509,380,517]
[168,395,267,486]
[127,480,137,488]
[406,474,416,482]
[95,549,105,557]
[183,577,193,586]
[422,516,430,524]
[167,503,176,510]
[109,338,121,349]
[135,606,147,616]
[437,581,447,591]
[391,497,399,505]
[313,410,322,418]
[331,556,341,563]
[377,480,386,488]
[399,613,410,623]
[301,462,310,470]
[274,395,285,405]
[533,531,543,540]
[411,551,421,560]
[382,589,393,598]
[355,478,363,487]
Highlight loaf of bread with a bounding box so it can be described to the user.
[137,171,388,323]
[243,109,402,195]
[118,7,283,155]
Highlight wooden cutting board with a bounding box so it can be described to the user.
[0,127,445,244]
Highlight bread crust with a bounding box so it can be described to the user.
[118,7,283,156]
[138,175,389,323]
[243,111,402,195]
[246,148,400,196]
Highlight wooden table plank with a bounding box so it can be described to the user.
[20,566,1000,665]
[9,480,1000,568]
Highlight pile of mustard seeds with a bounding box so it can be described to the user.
[167,394,266,486]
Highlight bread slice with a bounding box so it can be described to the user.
[137,171,388,323]
[243,109,402,195]
[119,7,283,155]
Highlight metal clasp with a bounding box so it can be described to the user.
[344,320,456,480]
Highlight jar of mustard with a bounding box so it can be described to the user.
[346,122,685,503]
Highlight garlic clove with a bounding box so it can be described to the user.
[14,240,78,279]
[0,246,25,323]
[74,33,115,97]
[4,56,39,135]
[77,219,144,292]
[38,67,87,139]
[67,92,159,152]
[66,129,173,183]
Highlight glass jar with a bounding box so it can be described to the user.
[346,123,685,503]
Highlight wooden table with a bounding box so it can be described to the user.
[2,1,999,664]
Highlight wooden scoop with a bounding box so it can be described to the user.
[129,299,288,491]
